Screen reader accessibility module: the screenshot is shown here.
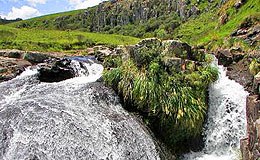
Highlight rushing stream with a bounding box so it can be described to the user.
[183,58,249,160]
[0,58,165,160]
[0,56,249,160]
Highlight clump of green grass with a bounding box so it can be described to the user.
[103,40,219,150]
[0,25,140,52]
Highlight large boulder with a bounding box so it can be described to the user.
[23,52,52,64]
[128,38,162,67]
[38,59,80,82]
[162,40,192,60]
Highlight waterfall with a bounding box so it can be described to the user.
[0,58,165,160]
[183,58,249,160]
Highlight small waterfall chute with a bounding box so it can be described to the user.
[183,57,249,160]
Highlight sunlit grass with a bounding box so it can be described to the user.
[0,25,140,52]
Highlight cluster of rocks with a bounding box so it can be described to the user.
[0,56,31,82]
[0,50,82,82]
[95,38,206,75]
[240,72,260,160]
[0,50,54,82]
[231,23,260,46]
[215,48,260,92]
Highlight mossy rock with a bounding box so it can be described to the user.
[162,40,192,59]
[128,38,163,67]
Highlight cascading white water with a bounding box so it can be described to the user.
[183,58,249,160]
[0,58,166,160]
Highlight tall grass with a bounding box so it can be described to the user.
[103,45,219,149]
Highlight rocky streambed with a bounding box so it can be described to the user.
[0,37,259,160]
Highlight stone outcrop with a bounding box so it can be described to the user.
[0,50,68,82]
[240,72,260,160]
[0,56,31,82]
[15,0,227,36]
[102,38,205,75]
[231,21,260,46]
[215,49,259,93]
[216,49,245,67]
[0,50,53,64]
[38,58,85,82]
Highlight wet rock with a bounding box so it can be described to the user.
[226,57,254,92]
[38,59,77,82]
[241,95,260,160]
[0,56,31,82]
[0,78,173,159]
[216,49,233,66]
[23,52,51,64]
[94,46,113,62]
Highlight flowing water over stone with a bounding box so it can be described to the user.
[0,58,165,160]
[183,59,249,160]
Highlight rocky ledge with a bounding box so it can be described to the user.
[0,56,31,82]
[0,49,71,82]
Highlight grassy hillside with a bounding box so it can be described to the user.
[0,25,140,52]
[7,0,220,38]
[174,0,260,51]
[8,9,85,30]
[2,0,259,52]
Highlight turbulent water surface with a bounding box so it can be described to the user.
[183,59,249,160]
[0,59,164,160]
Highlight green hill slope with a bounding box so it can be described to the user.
[174,0,260,50]
[3,0,260,52]
[0,25,140,52]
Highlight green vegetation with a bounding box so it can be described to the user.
[174,0,260,50]
[4,0,258,52]
[103,39,219,151]
[0,25,140,52]
[6,0,219,39]
[8,9,85,30]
